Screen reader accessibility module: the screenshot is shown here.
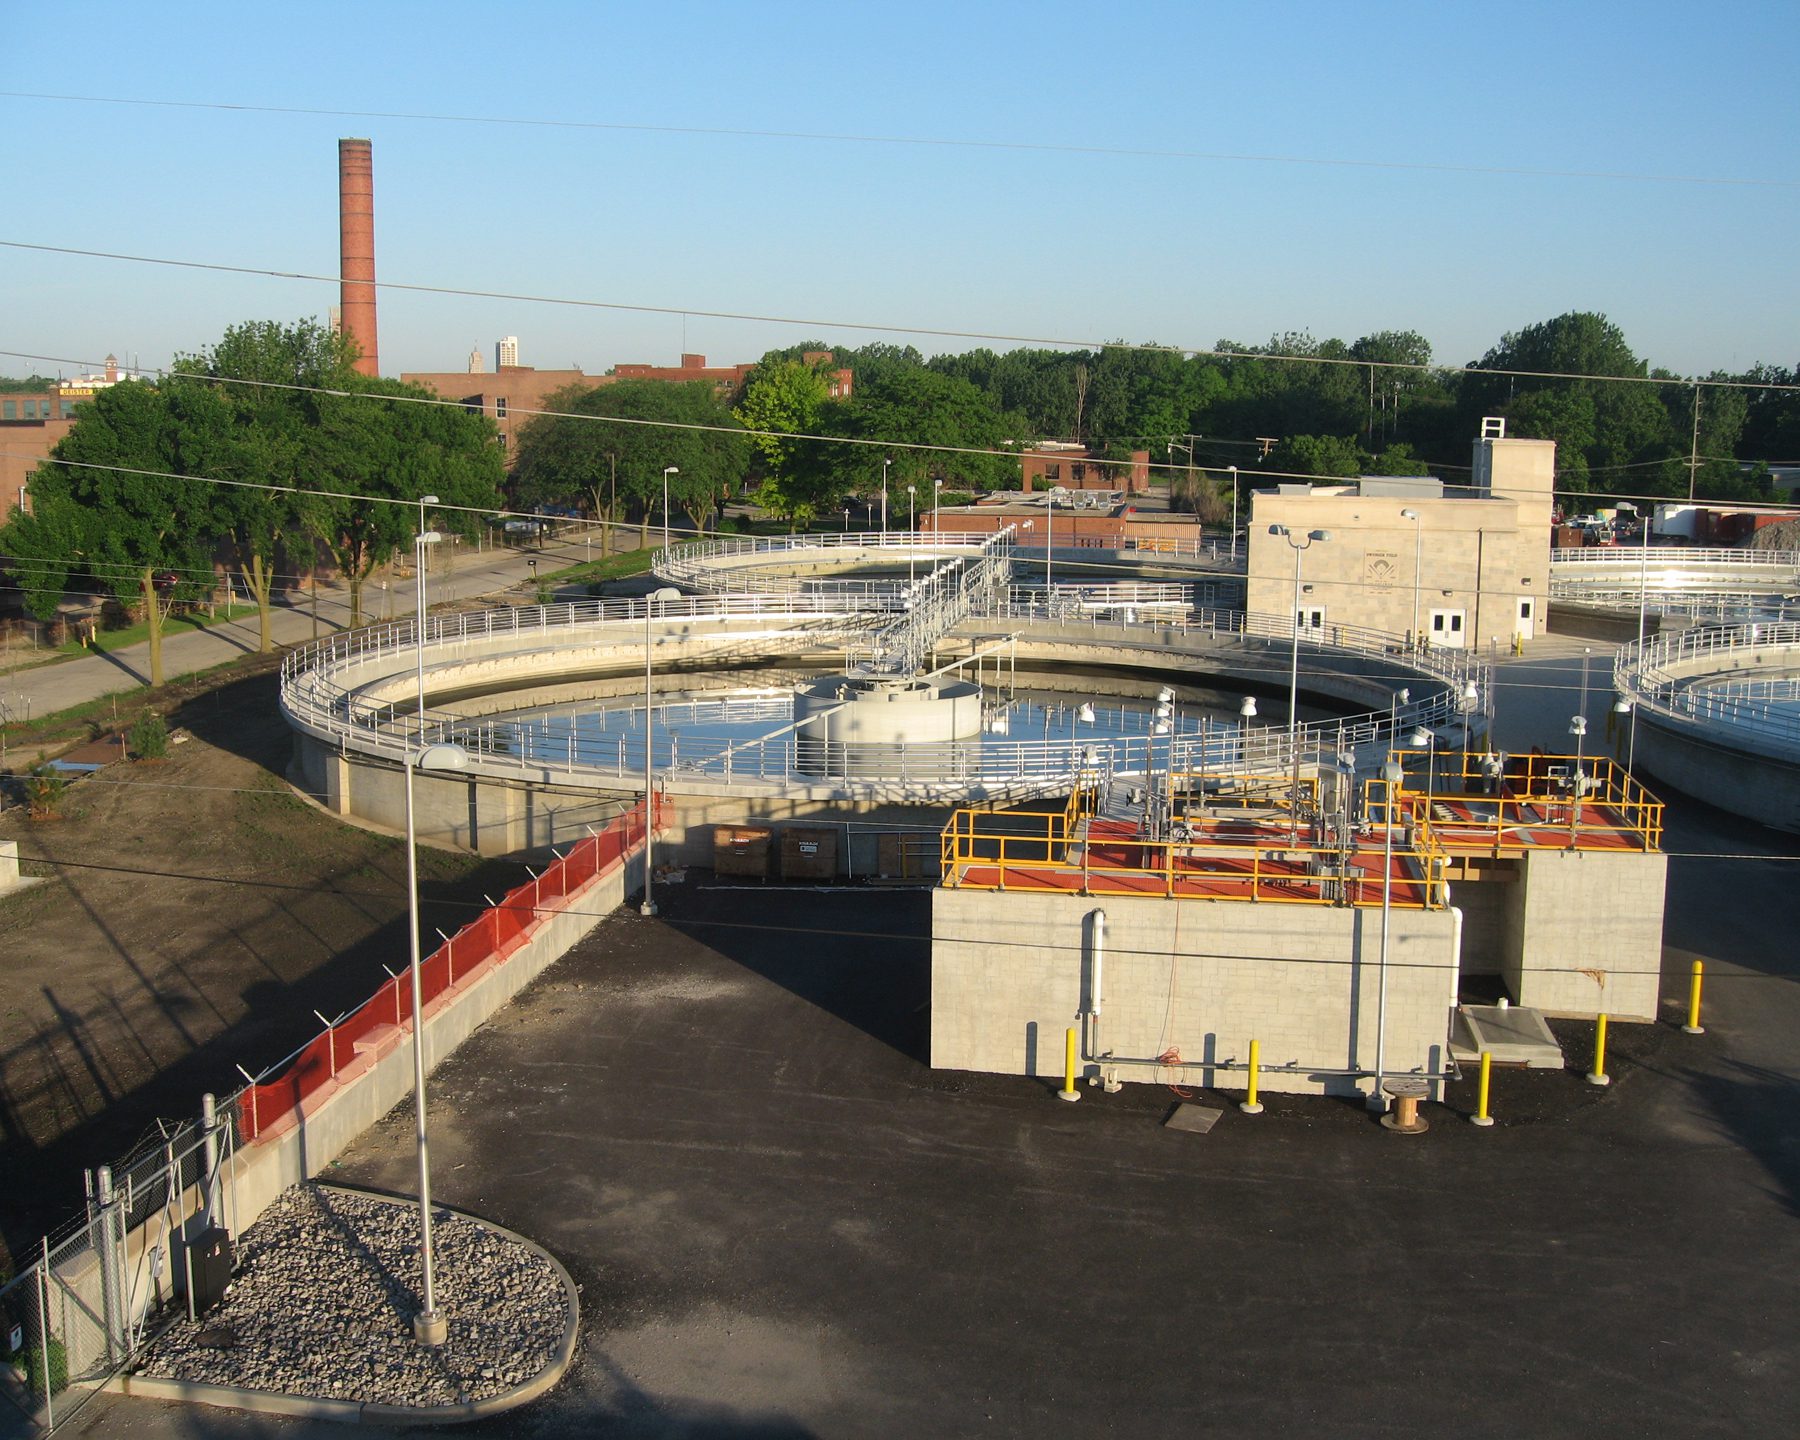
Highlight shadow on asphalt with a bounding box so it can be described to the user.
[656,879,933,1065]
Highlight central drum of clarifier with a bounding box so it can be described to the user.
[792,673,983,777]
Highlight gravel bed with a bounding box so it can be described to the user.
[134,1184,570,1408]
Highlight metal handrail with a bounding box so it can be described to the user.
[1552,546,1800,570]
[1615,621,1800,750]
[280,597,1485,792]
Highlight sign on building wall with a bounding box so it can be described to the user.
[1363,549,1400,592]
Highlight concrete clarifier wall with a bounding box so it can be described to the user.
[931,888,1462,1101]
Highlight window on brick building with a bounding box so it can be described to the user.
[1,401,15,420]
[495,397,508,419]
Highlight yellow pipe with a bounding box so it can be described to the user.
[1240,1039,1264,1115]
[1471,1050,1494,1127]
[1058,1026,1080,1102]
[1586,1012,1611,1087]
[1684,960,1706,1035]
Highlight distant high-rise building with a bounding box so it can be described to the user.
[497,336,520,369]
[468,348,486,374]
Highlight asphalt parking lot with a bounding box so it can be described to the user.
[74,643,1800,1440]
[80,808,1792,1440]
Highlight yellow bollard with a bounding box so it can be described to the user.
[1683,960,1706,1035]
[1586,1012,1611,1087]
[1058,1026,1080,1102]
[1239,1038,1264,1115]
[1470,1050,1495,1127]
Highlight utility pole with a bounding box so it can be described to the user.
[1687,384,1702,501]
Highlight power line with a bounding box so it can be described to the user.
[4,89,1795,191]
[5,244,1797,395]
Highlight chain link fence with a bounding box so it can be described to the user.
[1,1111,235,1435]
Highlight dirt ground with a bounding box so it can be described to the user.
[0,664,527,1271]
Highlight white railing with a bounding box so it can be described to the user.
[655,531,991,592]
[656,528,1244,594]
[1616,621,1800,749]
[1553,546,1800,573]
[281,597,1482,792]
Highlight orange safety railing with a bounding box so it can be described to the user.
[236,801,647,1142]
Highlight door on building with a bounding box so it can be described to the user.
[1428,608,1467,649]
[1295,605,1326,637]
[1515,597,1536,642]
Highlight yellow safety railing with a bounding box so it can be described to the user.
[940,796,1447,908]
[1384,749,1663,854]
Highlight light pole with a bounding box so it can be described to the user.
[414,495,439,723]
[1629,503,1651,773]
[661,466,679,553]
[640,586,681,917]
[881,457,891,538]
[907,484,917,585]
[1568,713,1589,848]
[1046,485,1070,602]
[1409,724,1437,809]
[932,478,942,531]
[1370,748,1404,1113]
[402,738,469,1345]
[1400,507,1423,650]
[1270,524,1332,842]
[1229,466,1239,562]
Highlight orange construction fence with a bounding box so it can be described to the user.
[237,800,649,1141]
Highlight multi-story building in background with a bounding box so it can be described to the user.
[1,355,127,517]
[404,343,853,467]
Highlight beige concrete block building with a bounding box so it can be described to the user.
[1246,420,1556,650]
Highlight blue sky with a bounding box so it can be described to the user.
[4,1,1796,385]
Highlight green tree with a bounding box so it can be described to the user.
[514,380,748,548]
[734,357,839,527]
[167,318,357,650]
[824,368,1022,501]
[6,379,216,684]
[1275,434,1366,478]
[295,377,503,625]
[1466,312,1674,493]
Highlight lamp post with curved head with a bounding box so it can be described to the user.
[640,587,682,917]
[402,738,469,1345]
[661,466,679,553]
[932,478,943,531]
[1400,508,1422,650]
[1269,524,1332,842]
[881,457,891,538]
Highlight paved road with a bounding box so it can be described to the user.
[72,631,1800,1439]
[0,535,614,728]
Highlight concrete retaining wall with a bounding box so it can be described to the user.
[931,888,1462,1100]
[1501,849,1666,1019]
[73,841,639,1371]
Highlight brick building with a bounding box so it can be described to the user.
[1017,442,1150,496]
[1,356,126,517]
[404,345,854,467]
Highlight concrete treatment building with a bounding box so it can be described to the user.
[1246,418,1555,652]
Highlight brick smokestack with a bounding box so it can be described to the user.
[338,138,379,377]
